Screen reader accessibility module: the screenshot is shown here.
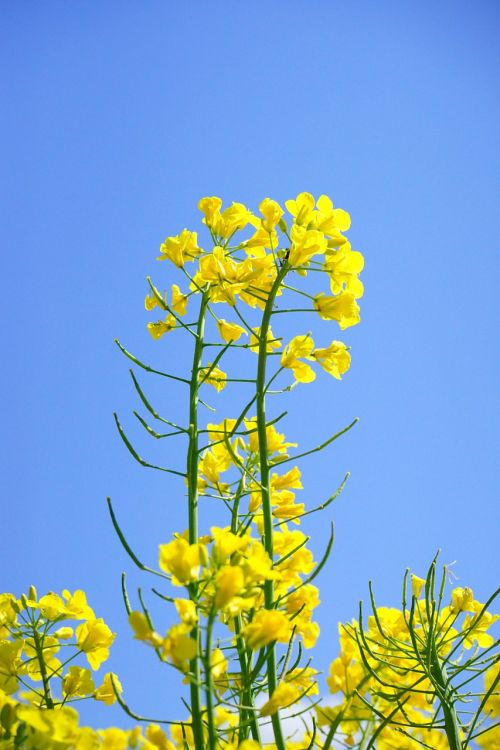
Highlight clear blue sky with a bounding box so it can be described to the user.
[1,0,499,729]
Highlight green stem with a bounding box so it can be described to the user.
[187,292,209,750]
[429,641,462,750]
[234,616,261,744]
[32,628,54,709]
[255,263,289,750]
[205,613,216,750]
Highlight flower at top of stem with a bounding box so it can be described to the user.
[411,574,426,598]
[259,198,285,232]
[198,196,253,239]
[158,229,202,267]
[24,589,95,621]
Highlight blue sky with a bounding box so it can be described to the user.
[1,0,499,729]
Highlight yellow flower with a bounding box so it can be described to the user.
[174,599,198,627]
[314,292,360,329]
[159,537,205,586]
[0,640,22,694]
[239,541,278,586]
[147,314,176,339]
[462,607,499,649]
[325,243,364,297]
[288,225,328,267]
[249,326,281,354]
[286,666,319,696]
[18,704,81,744]
[54,626,73,640]
[210,647,228,680]
[198,196,223,229]
[294,617,320,648]
[219,202,253,237]
[158,229,201,267]
[171,284,188,316]
[217,319,247,343]
[98,727,129,750]
[215,565,245,609]
[128,611,163,647]
[145,292,166,311]
[145,724,176,750]
[75,618,115,670]
[61,590,95,620]
[411,574,426,599]
[281,335,316,383]
[285,192,316,227]
[271,467,303,491]
[312,340,351,379]
[245,418,297,458]
[260,682,300,716]
[259,198,284,231]
[211,526,249,563]
[29,589,94,621]
[243,225,279,252]
[271,489,304,523]
[199,197,253,238]
[162,624,197,670]
[0,594,18,638]
[285,584,320,617]
[484,664,500,717]
[198,448,231,485]
[313,194,351,235]
[94,672,122,705]
[198,364,227,391]
[62,666,95,698]
[242,609,292,650]
[450,587,474,613]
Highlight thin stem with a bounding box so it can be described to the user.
[186,292,209,750]
[255,261,289,750]
[205,612,216,750]
[32,627,54,709]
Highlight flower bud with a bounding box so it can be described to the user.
[28,585,38,601]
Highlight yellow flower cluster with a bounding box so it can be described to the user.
[320,580,500,749]
[0,588,125,749]
[144,192,363,391]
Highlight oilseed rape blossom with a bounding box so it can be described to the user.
[4,193,498,750]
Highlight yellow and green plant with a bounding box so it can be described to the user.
[1,193,498,749]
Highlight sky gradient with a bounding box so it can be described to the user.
[1,0,499,729]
